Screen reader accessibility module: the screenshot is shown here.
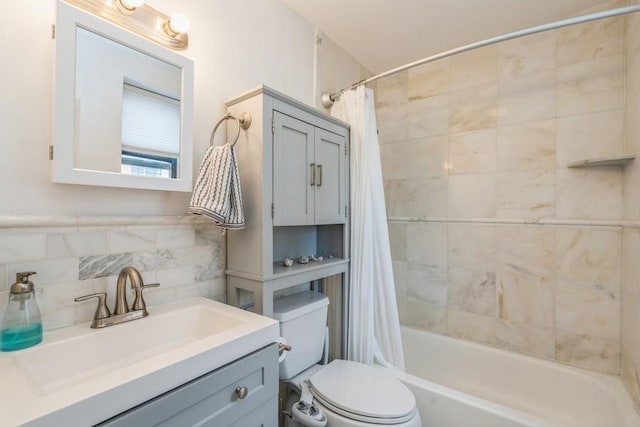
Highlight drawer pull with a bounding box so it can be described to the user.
[235,386,249,400]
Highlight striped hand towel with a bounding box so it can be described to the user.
[188,143,245,229]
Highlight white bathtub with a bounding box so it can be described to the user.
[392,326,640,427]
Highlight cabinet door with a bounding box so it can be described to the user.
[273,111,315,226]
[314,128,347,224]
[98,344,278,427]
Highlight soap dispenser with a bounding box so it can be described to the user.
[1,271,43,351]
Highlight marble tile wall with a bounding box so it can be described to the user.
[622,0,640,409]
[379,2,627,375]
[0,218,226,330]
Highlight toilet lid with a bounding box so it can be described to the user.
[309,360,416,423]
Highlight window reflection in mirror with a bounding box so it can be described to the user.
[121,84,180,178]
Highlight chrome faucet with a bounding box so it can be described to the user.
[75,266,159,328]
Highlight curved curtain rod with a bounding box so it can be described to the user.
[321,4,640,109]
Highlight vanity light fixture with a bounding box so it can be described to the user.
[64,0,188,49]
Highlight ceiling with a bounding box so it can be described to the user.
[282,0,609,74]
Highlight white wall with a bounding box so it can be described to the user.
[0,0,370,331]
[1,0,314,217]
[313,29,371,110]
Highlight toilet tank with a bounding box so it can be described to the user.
[274,291,329,380]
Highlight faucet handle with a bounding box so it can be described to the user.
[75,292,111,324]
[132,283,159,312]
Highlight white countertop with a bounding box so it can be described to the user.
[0,297,279,426]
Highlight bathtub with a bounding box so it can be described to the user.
[392,326,640,427]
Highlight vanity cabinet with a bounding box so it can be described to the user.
[273,111,347,226]
[225,86,350,318]
[98,343,278,427]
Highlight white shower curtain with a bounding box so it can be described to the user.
[331,86,405,370]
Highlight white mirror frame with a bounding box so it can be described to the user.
[53,0,194,192]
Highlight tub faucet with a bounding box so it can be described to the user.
[74,266,159,328]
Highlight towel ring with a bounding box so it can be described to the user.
[210,112,252,147]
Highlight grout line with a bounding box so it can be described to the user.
[0,215,211,229]
[388,216,635,228]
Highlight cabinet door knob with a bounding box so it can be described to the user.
[235,386,249,399]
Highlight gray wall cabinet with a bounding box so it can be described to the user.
[272,111,347,226]
[225,86,350,318]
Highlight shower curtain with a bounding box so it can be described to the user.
[331,86,405,370]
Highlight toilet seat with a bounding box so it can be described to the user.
[308,360,417,425]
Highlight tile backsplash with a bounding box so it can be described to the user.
[0,216,225,331]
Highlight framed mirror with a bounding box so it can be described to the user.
[53,1,194,192]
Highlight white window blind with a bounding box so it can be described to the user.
[121,83,181,155]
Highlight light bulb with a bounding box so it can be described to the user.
[118,0,145,11]
[167,12,190,35]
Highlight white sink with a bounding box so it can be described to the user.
[0,297,279,426]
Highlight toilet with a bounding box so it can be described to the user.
[274,291,421,427]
